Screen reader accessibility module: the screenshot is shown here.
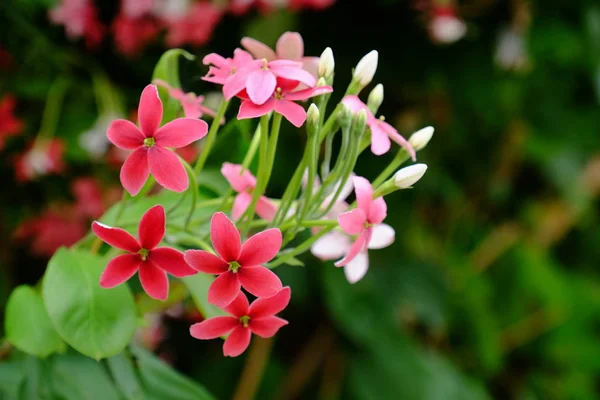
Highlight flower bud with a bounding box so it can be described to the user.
[353,50,378,87]
[339,103,353,130]
[408,126,434,151]
[351,109,368,138]
[316,77,327,87]
[306,103,320,137]
[394,164,428,189]
[318,47,335,78]
[367,84,384,114]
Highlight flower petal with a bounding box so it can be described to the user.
[237,98,276,120]
[237,266,282,298]
[120,147,150,196]
[148,146,188,193]
[270,62,316,87]
[352,176,374,215]
[342,95,369,114]
[139,261,169,301]
[284,86,333,101]
[310,231,351,260]
[250,316,288,338]
[223,70,251,100]
[223,326,251,357]
[221,162,256,192]
[92,221,140,252]
[246,70,277,105]
[276,32,303,60]
[138,204,165,249]
[99,254,141,288]
[150,247,197,277]
[368,223,395,249]
[370,124,391,155]
[238,229,282,266]
[138,84,163,137]
[208,272,241,307]
[382,121,416,161]
[190,316,239,339]
[274,100,306,128]
[154,118,208,148]
[255,196,277,221]
[241,37,277,60]
[344,251,369,284]
[223,291,250,317]
[337,209,367,235]
[106,120,144,149]
[233,192,252,220]
[334,230,369,267]
[210,212,241,262]
[368,197,387,225]
[184,250,228,274]
[248,286,291,318]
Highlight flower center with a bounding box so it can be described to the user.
[364,222,375,229]
[228,261,241,273]
[239,315,250,328]
[138,248,150,261]
[261,58,269,70]
[378,115,386,122]
[274,87,283,100]
[143,137,155,147]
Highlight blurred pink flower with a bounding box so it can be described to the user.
[154,79,220,120]
[289,0,336,10]
[428,5,466,44]
[122,0,155,18]
[164,2,223,47]
[15,139,66,182]
[221,162,277,221]
[0,95,24,150]
[113,14,160,56]
[49,0,105,49]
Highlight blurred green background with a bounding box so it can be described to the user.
[1,0,599,399]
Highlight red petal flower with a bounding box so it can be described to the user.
[237,266,282,299]
[147,146,189,193]
[91,222,140,253]
[210,212,241,262]
[139,261,169,301]
[120,147,149,196]
[99,254,141,288]
[223,326,251,357]
[190,316,239,339]
[184,250,229,274]
[238,228,282,266]
[248,286,291,318]
[138,204,165,249]
[249,317,288,338]
[138,85,162,137]
[208,272,241,307]
[150,248,197,277]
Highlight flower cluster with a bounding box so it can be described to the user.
[87,31,433,357]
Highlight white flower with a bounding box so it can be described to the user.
[318,47,335,77]
[408,126,434,151]
[353,50,378,86]
[394,164,428,188]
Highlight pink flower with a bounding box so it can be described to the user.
[15,139,65,182]
[237,79,333,127]
[342,95,416,160]
[154,79,219,120]
[164,2,223,47]
[241,32,319,77]
[428,5,467,44]
[92,205,197,300]
[121,0,155,18]
[72,177,106,219]
[112,14,160,56]
[184,212,283,307]
[106,84,208,195]
[0,95,24,150]
[49,0,105,49]
[203,49,255,85]
[221,162,277,221]
[190,287,290,357]
[332,177,393,279]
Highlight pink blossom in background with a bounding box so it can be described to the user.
[15,139,66,182]
[184,212,283,307]
[72,178,106,219]
[164,2,223,47]
[112,14,160,56]
[428,5,466,44]
[221,162,277,221]
[237,78,332,127]
[0,95,24,150]
[106,84,208,195]
[92,205,197,300]
[122,0,156,18]
[289,0,336,10]
[49,0,105,49]
[175,143,200,164]
[153,79,220,120]
[202,49,255,85]
[190,287,291,357]
[342,95,416,159]
[241,31,320,77]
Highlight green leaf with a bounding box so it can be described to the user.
[131,346,216,400]
[106,353,145,400]
[0,360,25,399]
[5,285,63,358]
[182,274,226,320]
[42,248,137,360]
[152,49,195,125]
[281,256,305,267]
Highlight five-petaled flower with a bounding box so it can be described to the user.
[221,162,277,221]
[184,212,283,307]
[342,95,416,160]
[190,287,291,357]
[92,204,197,300]
[334,176,390,269]
[107,84,208,196]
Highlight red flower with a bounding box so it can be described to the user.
[106,84,208,196]
[164,2,223,48]
[190,287,291,357]
[184,212,283,307]
[112,14,160,57]
[92,205,197,300]
[0,95,24,150]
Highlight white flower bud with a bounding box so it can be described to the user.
[408,126,434,151]
[394,164,428,189]
[307,103,320,125]
[353,50,378,87]
[367,84,384,113]
[318,47,335,77]
[316,77,327,87]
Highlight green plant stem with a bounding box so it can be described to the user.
[371,149,411,188]
[268,227,335,269]
[193,99,229,176]
[181,159,199,230]
[232,338,274,400]
[296,130,319,227]
[241,124,263,172]
[37,78,69,142]
[271,154,306,226]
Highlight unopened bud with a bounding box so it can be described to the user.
[316,77,327,87]
[394,164,428,188]
[408,126,434,151]
[367,84,384,114]
[339,104,353,130]
[351,109,368,138]
[318,47,335,78]
[306,104,320,137]
[353,50,378,87]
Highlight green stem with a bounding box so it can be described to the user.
[271,154,306,226]
[241,124,263,172]
[37,78,69,142]
[194,99,229,176]
[181,159,199,230]
[371,149,411,188]
[268,227,335,269]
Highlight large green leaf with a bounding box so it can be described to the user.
[42,248,137,360]
[0,360,25,399]
[182,274,226,320]
[152,49,195,125]
[4,285,63,358]
[131,346,216,400]
[106,353,145,400]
